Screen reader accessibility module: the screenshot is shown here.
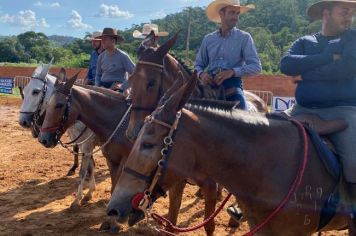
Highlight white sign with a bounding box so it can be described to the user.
[273,96,296,112]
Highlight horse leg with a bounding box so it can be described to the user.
[167,181,186,227]
[70,153,89,210]
[201,180,217,236]
[67,144,79,176]
[82,155,96,203]
[217,184,223,201]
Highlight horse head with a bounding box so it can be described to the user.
[126,31,180,142]
[38,68,79,148]
[19,60,54,136]
[107,72,197,224]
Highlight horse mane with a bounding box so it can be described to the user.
[184,99,269,128]
[187,99,237,111]
[76,84,126,100]
[169,53,193,76]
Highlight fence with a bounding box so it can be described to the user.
[247,90,274,106]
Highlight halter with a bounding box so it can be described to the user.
[124,111,182,215]
[40,88,72,142]
[20,77,48,133]
[130,61,165,112]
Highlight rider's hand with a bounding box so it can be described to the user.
[215,69,235,86]
[200,72,213,86]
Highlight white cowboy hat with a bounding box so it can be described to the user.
[132,23,169,39]
[206,0,255,23]
[307,0,356,21]
[87,31,102,41]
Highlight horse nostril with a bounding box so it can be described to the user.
[40,138,47,145]
[107,209,119,216]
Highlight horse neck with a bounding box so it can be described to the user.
[171,109,300,197]
[163,54,201,98]
[71,86,128,140]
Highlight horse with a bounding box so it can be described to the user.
[126,30,267,141]
[107,73,349,235]
[18,65,97,209]
[37,72,219,234]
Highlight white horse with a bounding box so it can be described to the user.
[19,63,98,209]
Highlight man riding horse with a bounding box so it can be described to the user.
[281,0,356,231]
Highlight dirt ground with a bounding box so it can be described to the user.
[0,95,348,236]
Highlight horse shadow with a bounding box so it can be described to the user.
[0,169,113,234]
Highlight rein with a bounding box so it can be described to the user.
[126,113,309,235]
[41,87,132,156]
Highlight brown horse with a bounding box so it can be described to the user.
[126,31,267,141]
[37,72,219,234]
[108,73,348,235]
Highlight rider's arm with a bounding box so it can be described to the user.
[232,33,262,77]
[280,37,334,76]
[122,51,135,75]
[304,34,356,81]
[95,54,103,86]
[194,36,209,78]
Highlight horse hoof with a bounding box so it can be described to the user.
[81,195,91,203]
[70,202,80,211]
[67,170,75,176]
[228,217,240,228]
[195,189,204,199]
[99,221,111,231]
[110,225,121,234]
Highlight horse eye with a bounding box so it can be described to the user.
[55,103,64,109]
[142,142,154,149]
[32,90,40,95]
[146,80,156,89]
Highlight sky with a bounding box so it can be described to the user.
[0,0,211,38]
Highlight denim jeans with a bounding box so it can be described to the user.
[284,104,356,183]
[222,77,247,110]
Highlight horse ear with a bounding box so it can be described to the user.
[64,71,80,91]
[155,30,180,59]
[162,71,197,114]
[58,68,66,82]
[158,71,184,106]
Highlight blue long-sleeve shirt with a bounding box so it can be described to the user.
[280,29,356,108]
[194,27,262,80]
[86,50,101,83]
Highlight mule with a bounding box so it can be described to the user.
[108,73,348,235]
[18,65,97,208]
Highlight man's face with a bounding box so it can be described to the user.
[91,40,101,50]
[101,36,115,49]
[324,3,355,34]
[219,6,240,29]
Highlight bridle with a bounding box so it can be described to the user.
[130,61,165,112]
[39,88,72,142]
[20,77,48,133]
[124,111,182,216]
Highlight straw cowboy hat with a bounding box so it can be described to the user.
[307,0,356,21]
[88,31,102,41]
[206,0,255,23]
[97,28,124,42]
[132,23,169,39]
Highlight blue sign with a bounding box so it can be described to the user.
[0,78,13,94]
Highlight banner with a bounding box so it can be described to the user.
[272,96,296,112]
[0,78,13,94]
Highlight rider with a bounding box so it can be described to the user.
[133,23,169,48]
[280,0,356,230]
[194,0,262,110]
[85,31,104,86]
[95,28,135,90]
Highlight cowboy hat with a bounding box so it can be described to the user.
[97,28,124,43]
[132,23,169,39]
[307,0,356,21]
[87,31,102,41]
[206,0,255,23]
